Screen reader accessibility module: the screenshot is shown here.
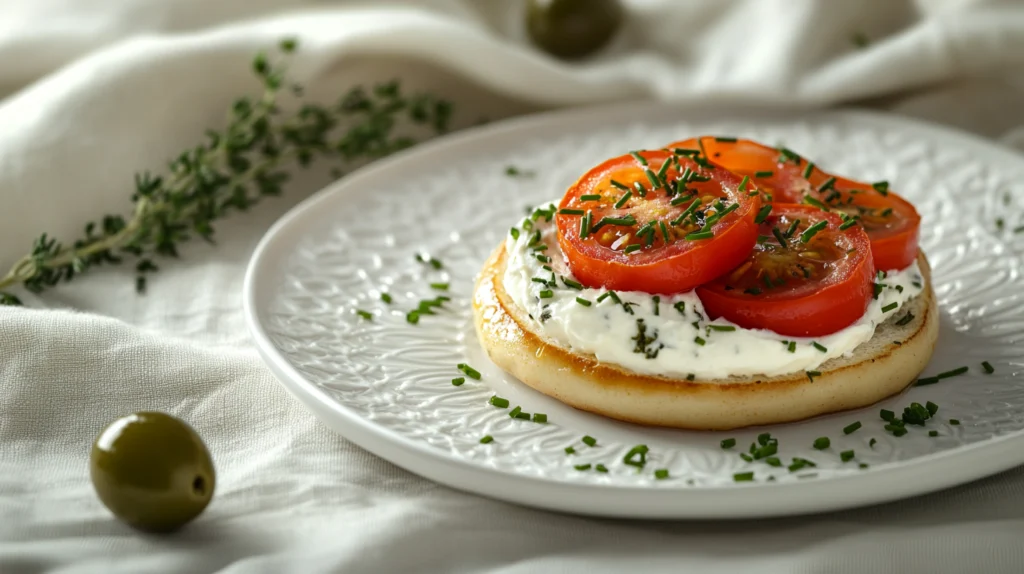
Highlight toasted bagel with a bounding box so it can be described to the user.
[472,245,938,430]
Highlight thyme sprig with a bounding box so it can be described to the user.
[0,39,452,305]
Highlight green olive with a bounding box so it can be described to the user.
[90,411,215,533]
[526,0,623,60]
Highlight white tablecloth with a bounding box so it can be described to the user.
[4,1,1024,572]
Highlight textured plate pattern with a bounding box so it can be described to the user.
[246,106,1024,517]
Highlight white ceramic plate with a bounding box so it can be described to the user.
[243,103,1024,519]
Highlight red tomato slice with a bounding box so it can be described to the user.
[696,204,875,337]
[556,150,761,294]
[669,136,921,271]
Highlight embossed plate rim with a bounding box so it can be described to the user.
[244,102,1024,519]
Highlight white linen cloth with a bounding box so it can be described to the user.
[3,1,1024,572]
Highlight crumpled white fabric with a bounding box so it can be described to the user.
[3,1,1024,572]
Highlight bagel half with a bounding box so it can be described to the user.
[472,245,938,431]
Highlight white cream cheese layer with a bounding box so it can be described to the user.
[502,203,924,380]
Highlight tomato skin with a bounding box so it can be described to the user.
[556,150,760,294]
[696,204,876,338]
[669,137,921,271]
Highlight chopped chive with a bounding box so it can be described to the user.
[580,194,601,202]
[765,456,783,467]
[806,370,821,382]
[708,324,736,332]
[784,218,801,238]
[740,453,753,462]
[872,181,889,196]
[671,198,702,226]
[623,445,649,469]
[610,179,630,191]
[510,227,520,240]
[596,292,612,303]
[489,396,509,408]
[840,450,855,462]
[451,377,465,386]
[673,148,700,156]
[406,311,420,324]
[738,175,750,193]
[508,406,522,418]
[686,373,695,381]
[580,210,592,239]
[787,341,796,353]
[644,168,661,189]
[839,219,858,231]
[926,401,939,415]
[802,162,815,178]
[818,177,836,192]
[813,437,830,450]
[755,170,774,177]
[812,342,828,353]
[869,438,877,447]
[982,361,994,374]
[950,419,961,425]
[564,446,576,455]
[532,413,547,423]
[575,464,592,471]
[654,469,670,480]
[582,435,597,447]
[754,204,772,224]
[380,293,393,304]
[562,277,584,290]
[686,231,714,241]
[788,457,816,472]
[674,301,686,315]
[873,283,883,299]
[881,302,897,313]
[624,244,642,254]
[880,207,893,217]
[630,151,648,166]
[803,196,830,211]
[694,336,706,346]
[799,220,828,243]
[715,136,738,142]
[880,409,895,422]
[558,208,585,216]
[595,464,609,473]
[733,472,755,482]
[458,363,482,380]
[843,421,862,434]
[538,289,554,299]
[721,438,736,449]
[535,254,551,263]
[670,193,694,206]
[356,310,373,320]
[632,181,647,197]
[614,190,632,209]
[929,430,939,437]
[430,282,449,291]
[937,366,969,379]
[480,435,494,444]
[515,412,531,420]
[772,226,789,248]
[575,297,592,307]
[659,221,670,244]
[596,215,637,227]
[779,148,801,163]
[656,158,671,182]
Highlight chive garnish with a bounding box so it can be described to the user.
[451,377,465,386]
[686,231,714,241]
[671,198,702,226]
[430,282,449,291]
[613,190,632,209]
[380,292,393,304]
[623,445,649,469]
[673,148,700,156]
[802,162,815,178]
[580,210,592,239]
[938,366,969,378]
[651,468,670,480]
[595,214,637,227]
[771,226,788,248]
[873,283,883,299]
[788,458,816,472]
[803,196,830,212]
[561,278,582,290]
[779,147,801,163]
[596,292,611,303]
[787,341,796,353]
[406,311,420,324]
[843,421,862,435]
[754,204,772,224]
[575,297,591,307]
[580,194,601,202]
[575,464,592,471]
[356,310,373,320]
[508,406,522,418]
[880,207,893,217]
[872,181,889,196]
[670,193,693,206]
[594,464,609,473]
[610,179,629,191]
[694,336,706,346]
[950,419,961,425]
[929,430,939,437]
[817,177,836,192]
[765,457,783,467]
[644,168,661,189]
[840,450,855,462]
[799,220,828,243]
[733,472,754,482]
[458,363,482,380]
[651,295,660,316]
[656,158,671,182]
[813,437,830,450]
[738,175,750,193]
[812,342,827,353]
[630,151,648,166]
[721,438,736,449]
[538,289,554,298]
[533,413,547,423]
[632,181,647,198]
[926,401,939,415]
[624,244,641,254]
[982,361,994,374]
[558,208,585,216]
[659,221,670,244]
[869,438,877,447]
[582,435,597,447]
[715,136,738,142]
[564,446,576,455]
[535,254,551,263]
[674,301,686,315]
[708,324,736,332]
[755,170,774,177]
[880,409,895,421]
[881,302,897,313]
[489,396,509,408]
[806,370,821,382]
[480,435,494,444]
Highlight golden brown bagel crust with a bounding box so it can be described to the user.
[472,245,938,430]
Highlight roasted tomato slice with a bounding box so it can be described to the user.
[669,136,921,271]
[696,203,875,337]
[556,149,760,294]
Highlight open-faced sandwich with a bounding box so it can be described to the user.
[473,136,936,430]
